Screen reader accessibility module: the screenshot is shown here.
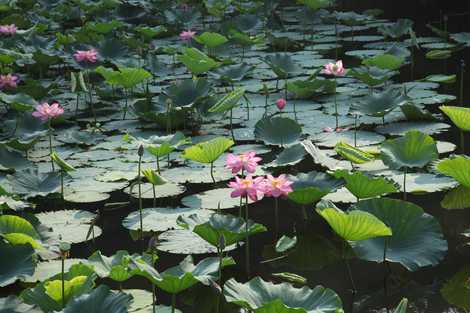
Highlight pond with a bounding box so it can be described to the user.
[0,1,470,313]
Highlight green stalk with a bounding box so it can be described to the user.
[210,162,215,183]
[61,254,65,308]
[123,89,128,120]
[230,109,235,142]
[354,115,358,147]
[60,170,64,201]
[152,184,156,208]
[138,154,143,250]
[48,120,55,172]
[171,294,176,313]
[274,197,279,236]
[334,77,338,129]
[156,157,161,174]
[244,196,250,278]
[403,168,407,201]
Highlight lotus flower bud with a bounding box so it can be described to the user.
[138,144,144,157]
[218,234,226,251]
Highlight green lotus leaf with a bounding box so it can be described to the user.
[96,66,151,89]
[263,53,301,79]
[208,88,245,113]
[181,188,254,210]
[51,152,75,173]
[211,63,254,82]
[439,106,470,131]
[287,79,336,99]
[425,50,451,60]
[378,19,413,38]
[178,213,267,247]
[275,235,297,253]
[254,116,302,146]
[393,298,409,313]
[6,168,61,198]
[61,285,131,313]
[177,48,220,75]
[155,255,235,294]
[362,54,405,70]
[271,143,307,167]
[22,263,96,312]
[349,66,393,87]
[351,88,408,117]
[440,265,470,309]
[380,130,438,170]
[435,155,470,187]
[0,296,42,313]
[450,32,470,47]
[224,276,343,313]
[400,104,437,121]
[165,78,211,107]
[299,0,334,10]
[194,32,228,49]
[316,205,392,241]
[335,142,375,164]
[44,276,87,304]
[181,137,233,164]
[333,170,398,200]
[424,74,456,84]
[0,242,35,287]
[350,198,447,271]
[441,185,470,210]
[288,171,344,205]
[58,129,105,146]
[0,215,40,248]
[0,145,32,171]
[88,251,160,283]
[23,259,86,284]
[3,113,47,151]
[122,207,213,232]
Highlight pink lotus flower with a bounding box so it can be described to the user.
[323,60,345,76]
[73,48,98,63]
[261,174,293,198]
[276,98,287,111]
[32,102,64,122]
[228,175,265,201]
[0,74,19,89]
[0,24,17,35]
[179,30,196,41]
[225,151,262,174]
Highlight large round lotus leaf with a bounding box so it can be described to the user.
[288,171,344,205]
[157,229,239,254]
[439,106,470,131]
[0,242,35,287]
[125,289,179,313]
[35,210,102,244]
[122,207,213,232]
[57,129,106,146]
[181,188,255,210]
[124,183,186,199]
[376,121,450,136]
[178,213,267,247]
[181,137,234,164]
[333,170,398,199]
[155,255,234,294]
[254,116,302,146]
[24,259,86,283]
[161,166,232,184]
[380,130,438,170]
[224,276,343,313]
[0,146,31,171]
[95,171,138,182]
[64,191,110,203]
[440,265,470,310]
[441,186,470,210]
[381,171,458,193]
[62,285,131,313]
[316,205,392,241]
[0,296,42,313]
[315,130,385,148]
[350,198,448,271]
[6,168,60,199]
[450,32,470,47]
[351,88,408,117]
[270,143,306,166]
[435,156,470,187]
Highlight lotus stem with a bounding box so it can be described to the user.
[229,109,235,142]
[274,197,279,236]
[244,196,250,278]
[343,241,357,313]
[171,294,176,313]
[383,237,390,313]
[302,205,308,220]
[334,77,339,129]
[354,115,358,147]
[335,23,338,60]
[75,93,79,118]
[61,253,65,308]
[138,154,144,250]
[156,157,161,174]
[123,89,128,120]
[48,121,55,172]
[460,60,465,107]
[60,170,64,201]
[403,169,407,201]
[210,162,215,183]
[152,184,156,208]
[216,246,223,313]
[238,197,242,219]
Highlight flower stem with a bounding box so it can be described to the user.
[334,77,338,129]
[61,254,65,308]
[274,197,279,236]
[60,170,64,201]
[48,121,55,172]
[138,154,143,251]
[244,196,250,278]
[230,109,235,142]
[171,294,176,313]
[210,162,215,183]
[403,169,407,201]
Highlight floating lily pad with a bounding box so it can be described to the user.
[181,188,254,210]
[124,183,186,199]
